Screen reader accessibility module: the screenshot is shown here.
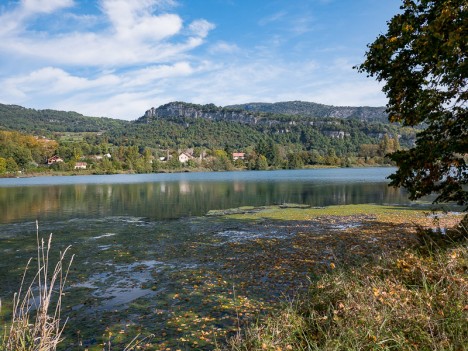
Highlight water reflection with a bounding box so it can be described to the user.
[0,173,410,223]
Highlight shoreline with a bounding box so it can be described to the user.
[1,163,394,179]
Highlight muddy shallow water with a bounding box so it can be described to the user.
[1,169,453,350]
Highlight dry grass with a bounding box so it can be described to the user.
[0,222,74,351]
[225,224,468,351]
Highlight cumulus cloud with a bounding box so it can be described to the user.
[188,19,216,38]
[0,0,388,120]
[0,0,214,67]
[101,0,182,40]
[21,0,74,15]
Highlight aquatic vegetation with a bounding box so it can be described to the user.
[0,205,464,350]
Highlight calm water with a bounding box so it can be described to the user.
[0,168,410,224]
[0,168,418,350]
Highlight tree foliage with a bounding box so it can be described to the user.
[0,99,424,174]
[357,0,467,206]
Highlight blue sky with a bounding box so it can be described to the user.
[0,0,401,120]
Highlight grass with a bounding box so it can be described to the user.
[223,223,468,350]
[0,222,74,351]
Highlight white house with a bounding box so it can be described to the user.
[178,152,193,163]
[47,155,64,165]
[232,152,245,160]
[74,162,87,170]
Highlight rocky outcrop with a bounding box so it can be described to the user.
[142,102,259,124]
[139,101,389,126]
[226,101,388,121]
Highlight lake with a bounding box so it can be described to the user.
[0,168,419,350]
[0,168,411,223]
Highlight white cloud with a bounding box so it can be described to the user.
[58,92,158,119]
[101,0,182,40]
[208,41,240,54]
[21,0,74,15]
[0,0,389,120]
[0,61,197,118]
[0,51,387,120]
[0,0,214,67]
[1,67,119,98]
[120,62,194,87]
[62,12,100,27]
[0,0,74,36]
[302,81,386,107]
[188,19,216,38]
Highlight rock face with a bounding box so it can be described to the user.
[226,101,388,121]
[140,101,388,125]
[143,102,258,124]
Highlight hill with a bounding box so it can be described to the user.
[0,103,127,135]
[0,101,417,174]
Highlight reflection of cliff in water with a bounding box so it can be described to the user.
[0,179,411,223]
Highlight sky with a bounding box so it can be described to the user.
[0,0,401,120]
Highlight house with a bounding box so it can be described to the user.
[178,152,193,163]
[74,162,87,170]
[232,152,245,160]
[91,154,111,160]
[47,155,64,165]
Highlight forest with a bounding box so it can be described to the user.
[0,101,414,175]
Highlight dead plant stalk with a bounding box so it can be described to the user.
[1,221,74,351]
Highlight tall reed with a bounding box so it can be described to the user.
[0,221,74,351]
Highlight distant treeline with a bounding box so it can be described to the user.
[0,102,416,175]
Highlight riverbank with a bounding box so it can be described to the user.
[1,163,393,179]
[222,215,468,351]
[213,205,468,350]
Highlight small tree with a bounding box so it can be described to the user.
[256,155,269,170]
[287,153,304,169]
[357,0,467,207]
[0,157,6,174]
[6,157,19,173]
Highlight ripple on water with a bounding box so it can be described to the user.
[91,233,116,240]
